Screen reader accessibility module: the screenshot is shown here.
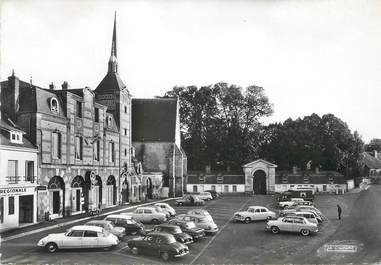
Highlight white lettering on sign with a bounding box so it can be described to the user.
[325,244,357,253]
[0,187,35,197]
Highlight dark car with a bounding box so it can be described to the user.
[204,190,219,199]
[151,224,193,244]
[175,195,205,206]
[168,219,205,241]
[127,232,189,261]
[104,214,145,235]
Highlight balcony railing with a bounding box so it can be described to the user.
[6,176,36,184]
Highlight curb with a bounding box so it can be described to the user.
[1,197,180,242]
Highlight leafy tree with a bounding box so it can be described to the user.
[364,138,381,153]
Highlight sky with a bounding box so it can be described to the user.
[1,0,381,142]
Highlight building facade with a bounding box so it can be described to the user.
[0,119,38,230]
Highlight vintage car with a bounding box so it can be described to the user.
[266,216,319,236]
[86,220,125,239]
[37,225,119,253]
[175,195,205,206]
[204,190,219,199]
[151,224,193,244]
[127,232,189,261]
[194,192,213,201]
[234,206,276,223]
[296,205,324,217]
[104,214,145,235]
[122,206,167,224]
[279,208,323,223]
[153,205,171,218]
[174,214,219,234]
[279,198,304,208]
[167,219,205,241]
[186,209,214,222]
[154,203,176,216]
[283,211,319,224]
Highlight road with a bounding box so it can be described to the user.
[1,187,380,264]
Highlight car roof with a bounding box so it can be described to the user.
[136,206,156,210]
[283,216,307,221]
[188,209,210,214]
[106,214,133,219]
[248,206,266,209]
[295,211,316,215]
[146,232,175,238]
[87,220,111,224]
[155,224,178,229]
[154,203,169,206]
[71,225,103,232]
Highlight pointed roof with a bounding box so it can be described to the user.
[95,12,126,92]
[362,152,381,169]
[242,159,278,168]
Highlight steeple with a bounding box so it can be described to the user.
[108,11,118,73]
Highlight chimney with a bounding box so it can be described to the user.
[205,165,211,174]
[315,167,320,174]
[2,72,20,121]
[61,81,70,90]
[292,166,297,174]
[226,165,231,173]
[49,82,55,90]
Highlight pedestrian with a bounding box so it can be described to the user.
[337,204,342,220]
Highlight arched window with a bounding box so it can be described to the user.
[107,116,112,127]
[50,98,59,113]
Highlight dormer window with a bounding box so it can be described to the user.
[10,131,23,144]
[328,176,334,183]
[50,98,59,113]
[217,175,224,184]
[281,175,288,184]
[199,175,205,183]
[303,175,309,183]
[107,116,113,127]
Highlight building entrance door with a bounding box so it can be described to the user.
[19,195,34,223]
[52,191,60,214]
[253,170,267,194]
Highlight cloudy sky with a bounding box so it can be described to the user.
[1,0,381,142]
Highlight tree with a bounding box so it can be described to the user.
[365,138,381,153]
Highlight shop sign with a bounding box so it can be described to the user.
[0,187,35,197]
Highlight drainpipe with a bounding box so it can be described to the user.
[172,143,176,197]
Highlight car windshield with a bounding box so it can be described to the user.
[164,235,177,244]
[170,227,182,234]
[185,222,196,229]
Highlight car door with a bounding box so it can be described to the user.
[141,235,154,254]
[144,209,153,222]
[253,208,261,220]
[134,209,144,222]
[293,218,304,232]
[63,230,84,248]
[279,218,293,232]
[260,208,268,220]
[83,230,98,248]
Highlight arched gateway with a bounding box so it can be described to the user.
[242,159,277,195]
[253,170,267,194]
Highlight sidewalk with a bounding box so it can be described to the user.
[1,197,178,242]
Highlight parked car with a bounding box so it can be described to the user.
[296,205,324,216]
[151,224,193,244]
[283,211,319,224]
[279,207,322,223]
[167,219,206,241]
[127,232,189,261]
[153,205,171,218]
[186,209,214,222]
[234,206,276,223]
[104,214,145,235]
[204,190,219,199]
[193,192,213,201]
[174,214,219,234]
[278,200,297,208]
[175,195,205,206]
[86,220,125,239]
[154,203,176,216]
[122,207,167,224]
[266,216,319,236]
[295,200,313,206]
[37,225,119,253]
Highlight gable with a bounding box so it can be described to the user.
[242,159,278,168]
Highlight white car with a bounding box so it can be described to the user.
[266,216,318,236]
[37,225,119,253]
[234,206,276,223]
[279,198,304,208]
[175,214,219,234]
[186,209,214,222]
[283,211,319,224]
[196,192,213,201]
[154,203,176,216]
[122,206,167,224]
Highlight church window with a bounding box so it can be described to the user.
[76,101,82,118]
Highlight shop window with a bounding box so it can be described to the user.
[76,101,82,118]
[52,132,61,159]
[9,197,15,215]
[193,185,198,192]
[75,136,83,160]
[94,107,99,122]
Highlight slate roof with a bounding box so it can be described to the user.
[187,174,245,184]
[362,152,381,169]
[95,72,126,92]
[275,170,346,184]
[132,98,178,142]
[0,120,36,149]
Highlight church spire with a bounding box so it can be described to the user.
[108,11,118,73]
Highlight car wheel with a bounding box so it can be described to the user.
[244,217,251,224]
[271,226,280,234]
[46,242,58,253]
[152,219,159,224]
[300,229,310,236]
[131,247,139,255]
[160,251,170,261]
